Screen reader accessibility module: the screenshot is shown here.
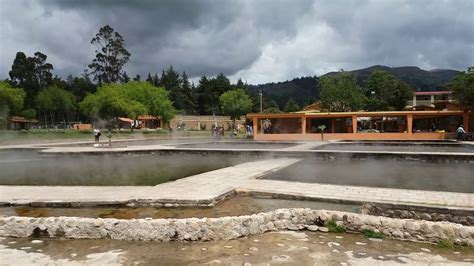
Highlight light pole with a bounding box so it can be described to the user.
[259,90,263,113]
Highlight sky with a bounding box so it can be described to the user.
[0,0,473,84]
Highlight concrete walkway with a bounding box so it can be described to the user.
[238,180,474,209]
[0,158,300,206]
[0,156,472,209]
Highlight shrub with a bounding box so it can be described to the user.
[362,229,384,239]
[437,239,455,249]
[326,220,345,233]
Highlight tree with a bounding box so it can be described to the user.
[8,51,53,108]
[196,73,232,115]
[219,89,253,130]
[449,66,474,109]
[36,85,76,127]
[320,73,366,112]
[0,81,26,115]
[87,25,131,84]
[363,70,412,111]
[79,81,176,128]
[283,98,301,112]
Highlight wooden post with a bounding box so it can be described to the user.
[301,116,306,134]
[407,114,413,134]
[463,113,469,132]
[352,115,358,134]
[253,117,258,134]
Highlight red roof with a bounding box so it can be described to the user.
[414,91,451,95]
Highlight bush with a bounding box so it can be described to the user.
[362,229,384,239]
[200,123,206,130]
[326,220,345,233]
[437,239,455,249]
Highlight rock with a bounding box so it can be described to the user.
[243,253,250,257]
[369,238,383,242]
[249,247,258,252]
[252,239,260,243]
[276,243,285,247]
[201,247,207,251]
[287,224,299,231]
[392,229,404,238]
[223,245,233,249]
[331,249,339,253]
[358,252,366,256]
[421,248,431,253]
[453,252,460,255]
[378,256,385,259]
[243,262,251,266]
[335,236,343,239]
[398,257,409,263]
[318,227,329,233]
[70,253,77,257]
[31,240,43,244]
[340,263,347,266]
[355,242,366,246]
[271,255,291,262]
[307,225,319,232]
[328,242,341,247]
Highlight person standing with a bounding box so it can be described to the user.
[456,124,466,141]
[94,127,102,144]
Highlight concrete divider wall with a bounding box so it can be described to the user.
[1,208,472,246]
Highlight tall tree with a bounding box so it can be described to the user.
[0,81,26,116]
[79,81,176,127]
[219,89,253,130]
[449,66,474,109]
[196,73,232,115]
[87,25,131,84]
[36,85,76,127]
[320,73,366,112]
[363,70,412,111]
[283,98,301,112]
[8,51,53,108]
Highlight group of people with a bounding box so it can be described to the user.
[212,125,225,139]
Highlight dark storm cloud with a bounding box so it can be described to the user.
[0,0,472,84]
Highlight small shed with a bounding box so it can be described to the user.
[8,116,39,130]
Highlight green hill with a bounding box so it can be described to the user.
[248,65,460,108]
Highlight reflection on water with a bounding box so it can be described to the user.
[1,196,360,219]
[0,151,249,186]
[265,158,474,193]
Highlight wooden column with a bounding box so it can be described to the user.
[352,115,358,134]
[463,113,469,132]
[253,117,258,134]
[301,116,306,134]
[407,114,413,134]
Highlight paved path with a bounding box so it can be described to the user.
[0,158,300,206]
[237,180,474,209]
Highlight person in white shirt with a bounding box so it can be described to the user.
[456,125,466,141]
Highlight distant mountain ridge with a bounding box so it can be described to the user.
[248,65,460,108]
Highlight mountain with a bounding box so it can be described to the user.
[323,65,460,91]
[248,65,460,108]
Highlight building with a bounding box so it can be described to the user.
[406,91,453,110]
[247,110,472,141]
[8,116,39,130]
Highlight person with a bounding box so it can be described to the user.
[93,127,101,144]
[456,124,466,141]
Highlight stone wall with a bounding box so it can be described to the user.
[362,203,474,226]
[1,209,472,246]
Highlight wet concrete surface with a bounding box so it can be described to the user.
[314,143,474,153]
[173,141,298,150]
[0,196,360,219]
[1,230,472,265]
[264,158,474,193]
